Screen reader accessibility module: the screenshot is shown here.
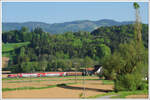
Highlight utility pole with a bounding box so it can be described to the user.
[74,62,78,83]
[83,65,86,98]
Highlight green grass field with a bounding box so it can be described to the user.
[2,42,30,57]
[87,89,148,98]
[2,42,30,52]
[101,79,114,85]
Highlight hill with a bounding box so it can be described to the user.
[2,19,133,34]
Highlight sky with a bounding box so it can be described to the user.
[2,2,149,24]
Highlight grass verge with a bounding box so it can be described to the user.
[2,75,98,81]
[2,82,76,92]
[111,90,148,98]
[87,89,148,98]
[101,80,114,85]
[6,78,100,83]
[87,92,116,98]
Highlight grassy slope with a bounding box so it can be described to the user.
[2,42,30,57]
[2,42,30,53]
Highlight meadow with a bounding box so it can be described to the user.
[2,42,30,57]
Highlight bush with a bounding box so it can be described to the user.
[114,73,143,92]
[138,83,148,90]
[103,69,116,80]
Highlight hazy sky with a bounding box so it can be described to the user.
[2,2,148,24]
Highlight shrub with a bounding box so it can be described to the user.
[114,73,143,91]
[103,69,116,80]
[138,82,148,90]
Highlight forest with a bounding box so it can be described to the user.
[2,24,148,73]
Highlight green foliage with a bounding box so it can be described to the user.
[2,27,32,43]
[97,44,111,59]
[134,2,140,9]
[2,23,148,73]
[101,53,120,80]
[102,3,148,92]
[83,56,94,68]
[138,82,148,90]
[21,62,38,72]
[114,73,142,91]
[91,24,148,51]
[102,42,148,91]
[79,92,84,98]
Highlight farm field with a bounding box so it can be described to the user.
[2,76,100,88]
[2,76,148,99]
[2,76,113,98]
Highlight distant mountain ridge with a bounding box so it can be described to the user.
[3,19,134,34]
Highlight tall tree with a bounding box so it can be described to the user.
[134,2,142,42]
[102,2,148,91]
